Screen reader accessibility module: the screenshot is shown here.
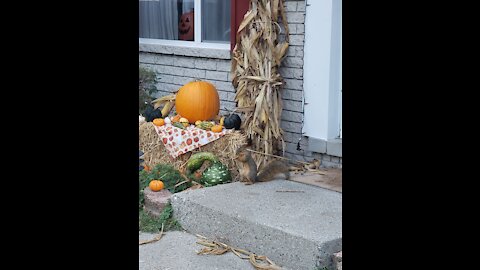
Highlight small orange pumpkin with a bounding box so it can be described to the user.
[171,114,182,122]
[175,81,220,123]
[143,165,151,172]
[211,125,223,133]
[153,118,165,126]
[149,180,164,191]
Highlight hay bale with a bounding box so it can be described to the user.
[139,122,248,180]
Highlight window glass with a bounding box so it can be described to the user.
[201,0,231,43]
[139,0,195,41]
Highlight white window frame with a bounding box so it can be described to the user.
[139,0,230,51]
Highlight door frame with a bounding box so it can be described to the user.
[302,0,342,141]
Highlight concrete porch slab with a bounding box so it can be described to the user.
[171,180,342,270]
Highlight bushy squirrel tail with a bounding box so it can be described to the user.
[256,160,290,182]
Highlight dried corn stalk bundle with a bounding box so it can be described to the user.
[231,0,290,169]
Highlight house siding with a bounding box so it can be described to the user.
[139,0,341,168]
[139,54,236,116]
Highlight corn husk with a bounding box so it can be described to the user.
[196,234,282,270]
[231,0,290,169]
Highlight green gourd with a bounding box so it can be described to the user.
[186,152,220,172]
[200,162,232,187]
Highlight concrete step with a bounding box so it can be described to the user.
[171,180,342,270]
[333,251,342,270]
[139,231,256,270]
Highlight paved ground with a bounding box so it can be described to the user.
[139,231,256,270]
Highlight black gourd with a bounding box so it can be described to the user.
[139,150,145,171]
[223,114,241,130]
[143,104,163,122]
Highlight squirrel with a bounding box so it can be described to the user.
[235,149,290,185]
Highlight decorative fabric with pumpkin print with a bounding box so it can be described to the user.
[154,123,232,158]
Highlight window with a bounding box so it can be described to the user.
[202,0,231,43]
[139,0,231,45]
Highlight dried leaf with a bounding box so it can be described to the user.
[278,0,289,40]
[238,9,257,34]
[196,235,281,270]
[272,0,279,22]
[253,84,266,123]
[139,223,164,245]
[275,42,289,62]
[239,76,268,82]
[152,94,176,110]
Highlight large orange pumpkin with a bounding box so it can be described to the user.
[175,81,220,123]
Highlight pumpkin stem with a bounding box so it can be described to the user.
[223,107,238,117]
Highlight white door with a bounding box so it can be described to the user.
[302,0,342,140]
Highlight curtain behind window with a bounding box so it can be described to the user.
[202,0,230,43]
[139,0,229,42]
[182,0,194,13]
[139,0,180,40]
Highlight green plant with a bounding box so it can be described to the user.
[139,164,192,210]
[139,66,159,114]
[139,203,182,232]
[157,203,182,231]
[138,164,186,233]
